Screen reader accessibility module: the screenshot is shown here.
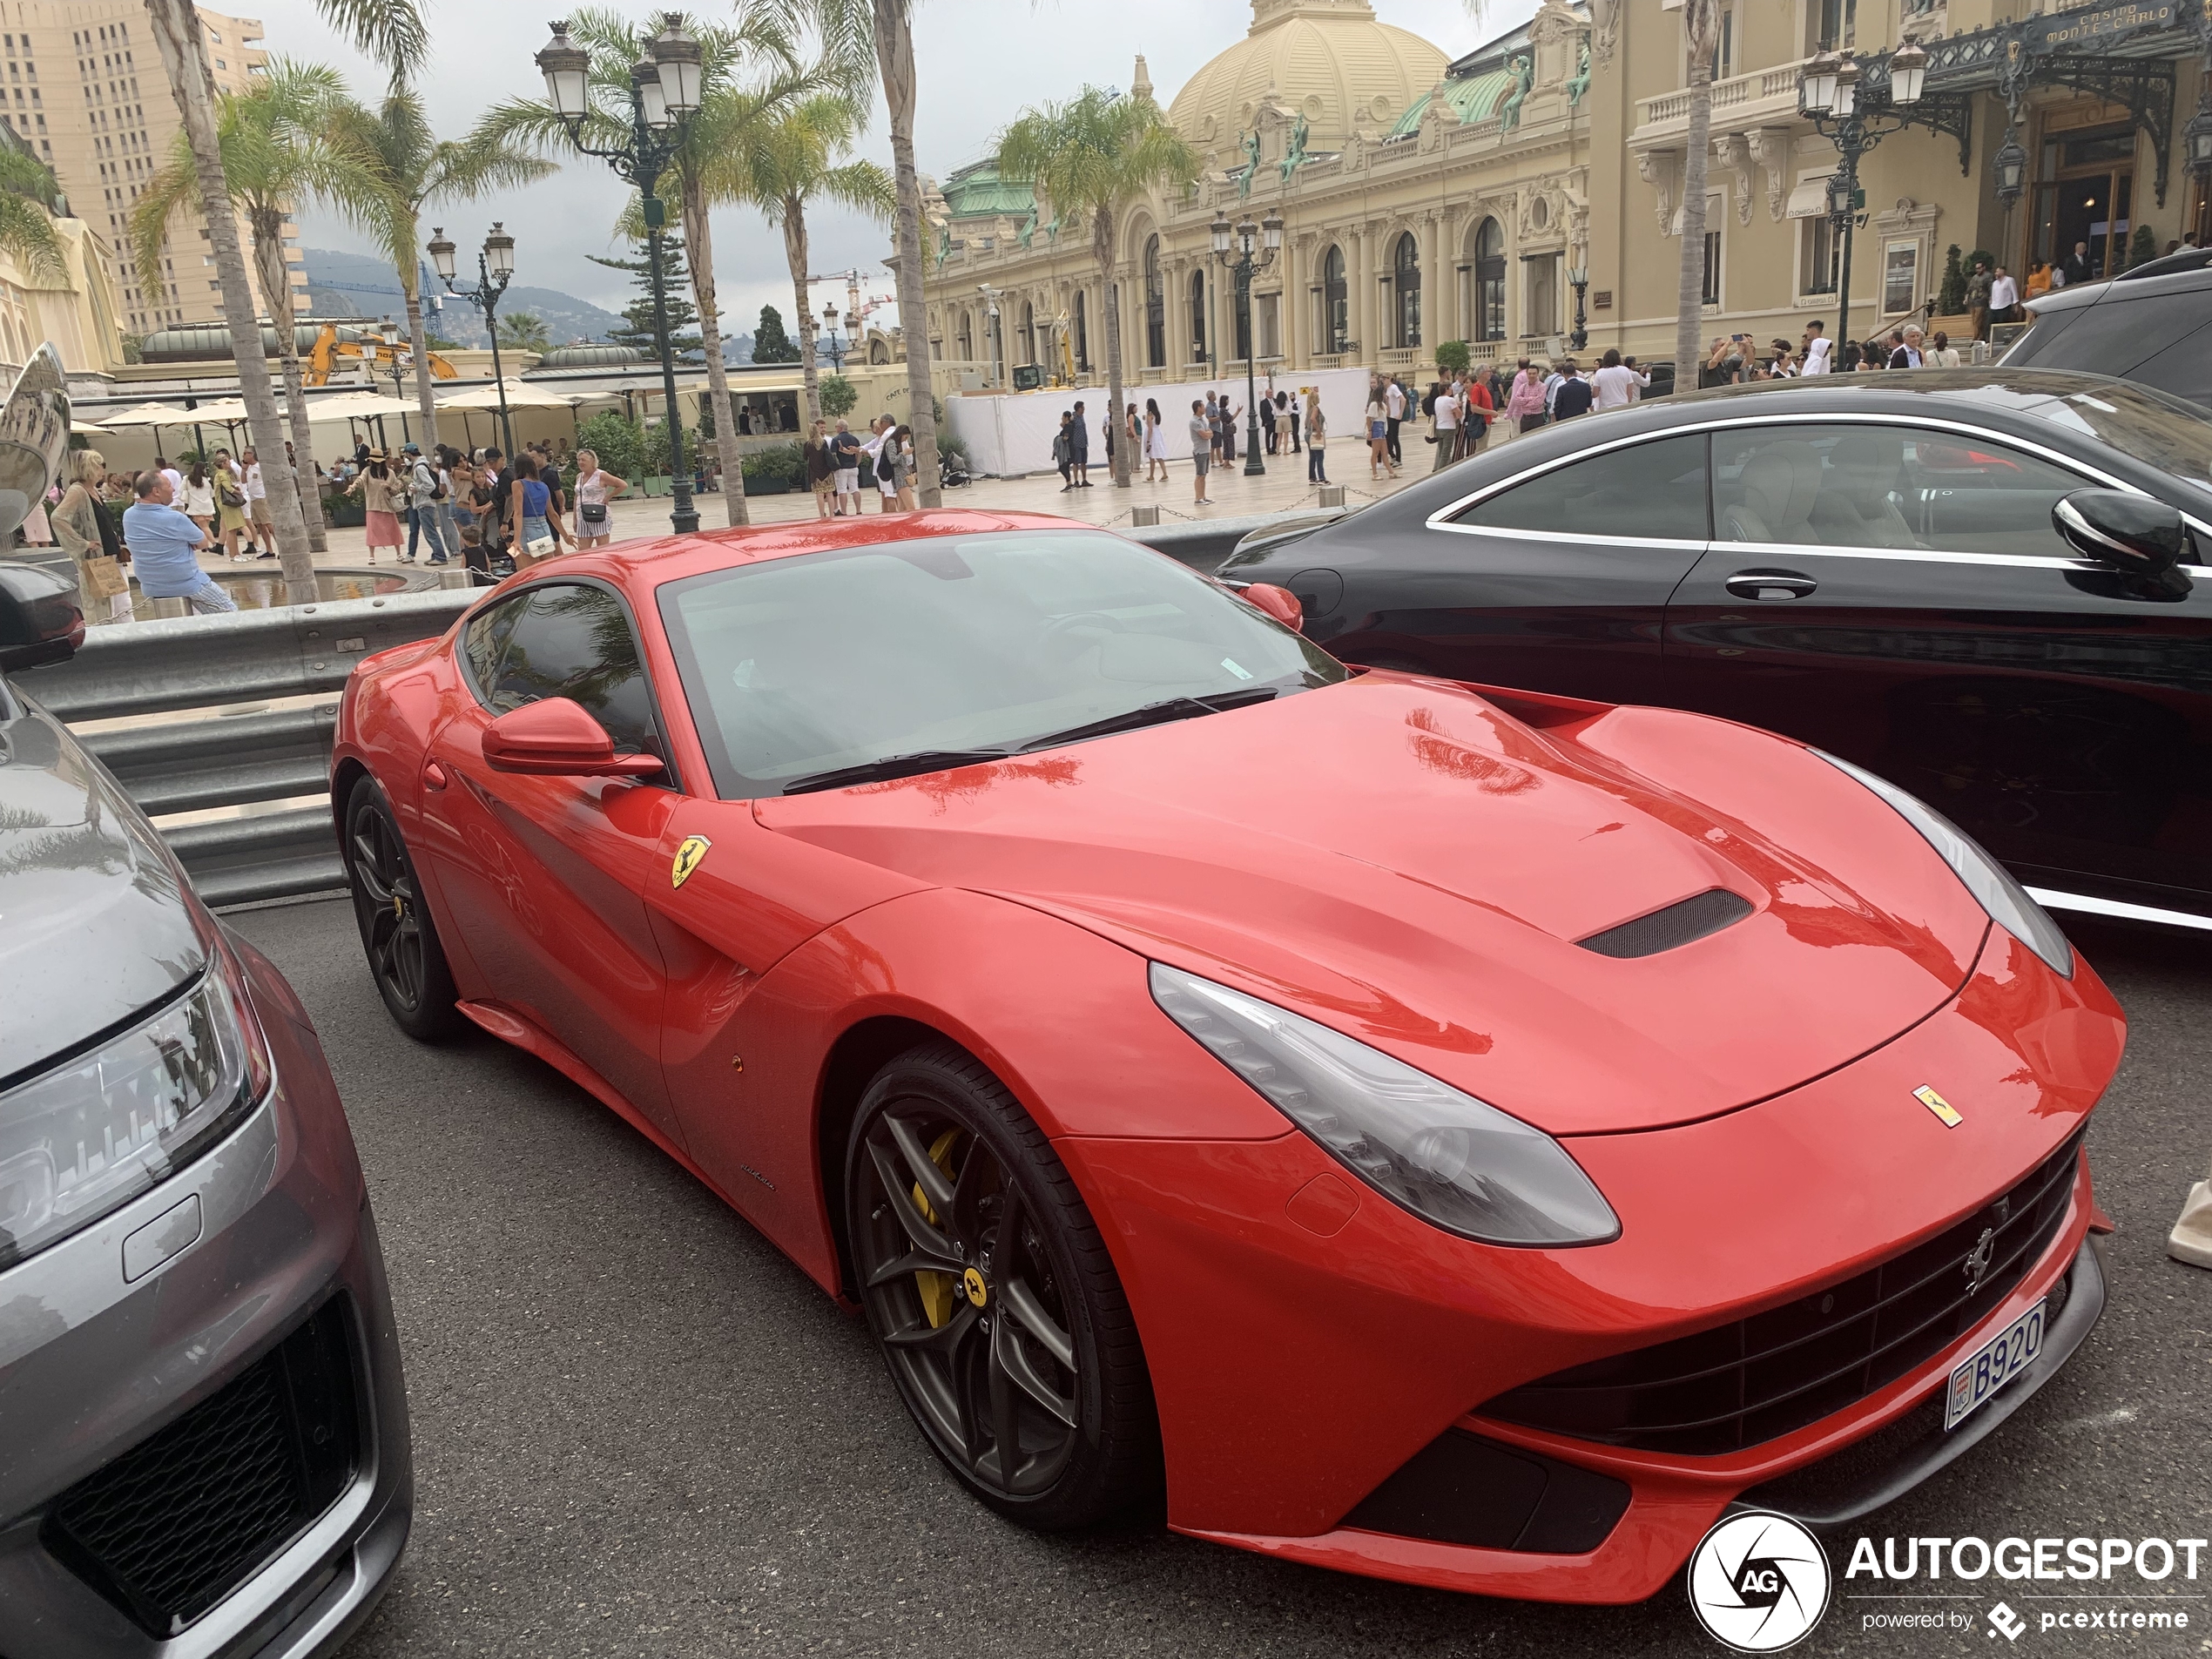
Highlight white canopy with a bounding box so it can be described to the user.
[438,377,579,411]
[314,391,418,419]
[96,401,194,428]
[183,398,250,423]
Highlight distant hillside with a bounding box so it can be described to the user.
[301,246,752,362]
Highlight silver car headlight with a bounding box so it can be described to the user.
[1813,751,2073,978]
[0,945,271,1270]
[1150,962,1620,1247]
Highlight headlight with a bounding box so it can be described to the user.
[1149,962,1620,1246]
[1813,751,2073,978]
[0,943,271,1271]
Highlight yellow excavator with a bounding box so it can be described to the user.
[306,323,459,387]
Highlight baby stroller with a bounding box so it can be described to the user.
[464,540,517,586]
[938,453,973,489]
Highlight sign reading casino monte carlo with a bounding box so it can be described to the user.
[2027,1,2177,50]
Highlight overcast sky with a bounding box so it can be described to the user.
[261,0,1535,341]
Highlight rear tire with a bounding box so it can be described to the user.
[846,1041,1159,1531]
[341,774,461,1041]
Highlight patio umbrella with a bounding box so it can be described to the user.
[439,378,582,454]
[96,401,193,429]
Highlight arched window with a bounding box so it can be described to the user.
[1143,234,1165,368]
[1022,299,1035,366]
[1474,218,1506,343]
[1319,244,1347,354]
[1189,268,1207,362]
[1074,290,1088,370]
[957,309,973,361]
[1393,232,1420,348]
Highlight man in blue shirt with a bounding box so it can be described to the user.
[122,471,235,613]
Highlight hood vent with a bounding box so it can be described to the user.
[1576,888,1754,959]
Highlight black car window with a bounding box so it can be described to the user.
[1713,423,2092,558]
[2010,288,2211,390]
[472,583,668,763]
[1448,434,1709,542]
[459,592,526,689]
[2111,319,2212,415]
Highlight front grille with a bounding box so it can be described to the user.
[1483,1130,2084,1455]
[44,1298,361,1636]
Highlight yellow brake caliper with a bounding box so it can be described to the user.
[914,1130,962,1329]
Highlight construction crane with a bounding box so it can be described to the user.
[305,322,459,387]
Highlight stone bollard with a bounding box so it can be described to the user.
[1318,484,1346,509]
[437,565,471,590]
[1130,504,1161,527]
[149,595,186,619]
[2169,1166,2212,1269]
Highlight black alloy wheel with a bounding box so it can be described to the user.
[342,775,460,1040]
[848,1042,1158,1530]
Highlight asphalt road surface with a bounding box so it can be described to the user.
[233,900,2212,1659]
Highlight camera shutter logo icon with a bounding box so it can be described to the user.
[1686,1511,1832,1652]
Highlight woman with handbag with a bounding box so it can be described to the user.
[347,451,403,563]
[52,450,133,624]
[571,448,628,550]
[506,452,567,569]
[211,448,251,558]
[181,457,216,537]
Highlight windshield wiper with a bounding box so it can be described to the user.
[780,748,1020,795]
[1015,685,1291,753]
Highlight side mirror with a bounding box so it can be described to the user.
[481,697,664,778]
[0,561,84,672]
[2054,489,2188,582]
[1243,581,1304,634]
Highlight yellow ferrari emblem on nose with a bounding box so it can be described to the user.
[1915,1084,1964,1128]
[962,1266,988,1309]
[670,834,711,890]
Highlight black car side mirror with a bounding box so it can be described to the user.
[0,561,84,671]
[2053,490,2190,590]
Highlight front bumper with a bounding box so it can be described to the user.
[0,936,412,1657]
[1055,928,2124,1603]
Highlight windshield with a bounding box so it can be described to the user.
[658,529,1344,799]
[2023,381,2212,500]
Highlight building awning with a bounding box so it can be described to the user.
[1786,177,1835,219]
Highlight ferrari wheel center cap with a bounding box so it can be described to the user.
[961,1266,988,1309]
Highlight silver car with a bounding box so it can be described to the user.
[0,347,410,1656]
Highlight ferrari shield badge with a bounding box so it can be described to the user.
[670,834,712,890]
[1914,1084,1964,1128]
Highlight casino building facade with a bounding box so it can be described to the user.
[922,0,2212,383]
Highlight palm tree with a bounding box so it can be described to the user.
[325,90,556,452]
[497,310,551,353]
[870,0,938,504]
[996,86,1200,488]
[716,94,893,428]
[1676,0,1722,387]
[139,0,428,604]
[132,62,381,553]
[0,149,67,282]
[481,5,852,529]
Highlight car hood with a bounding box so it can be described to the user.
[755,675,1992,1135]
[0,694,202,1086]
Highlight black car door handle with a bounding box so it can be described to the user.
[1724,570,1818,601]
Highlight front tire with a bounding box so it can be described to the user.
[341,774,461,1041]
[846,1042,1158,1530]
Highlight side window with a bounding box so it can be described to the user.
[1713,423,2093,558]
[460,594,525,690]
[477,583,668,760]
[1449,434,1709,542]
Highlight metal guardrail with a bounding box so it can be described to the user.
[20,513,1312,908]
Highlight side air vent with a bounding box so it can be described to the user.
[1577,888,1754,959]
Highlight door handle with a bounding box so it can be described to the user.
[1724,570,1818,601]
[423,760,449,791]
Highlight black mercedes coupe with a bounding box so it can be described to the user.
[1219,369,2212,930]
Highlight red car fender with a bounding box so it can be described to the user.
[677,885,1296,1298]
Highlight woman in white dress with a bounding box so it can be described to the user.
[181,458,216,536]
[1143,396,1171,482]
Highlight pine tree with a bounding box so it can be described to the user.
[752,303,800,363]
[588,232,703,361]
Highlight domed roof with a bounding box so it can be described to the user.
[531,343,644,368]
[1167,1,1447,152]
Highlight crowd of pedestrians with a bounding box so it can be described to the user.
[800,413,921,518]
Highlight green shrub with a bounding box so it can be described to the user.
[642,418,692,478]
[742,442,805,489]
[819,374,859,420]
[2119,223,2159,274]
[575,410,645,481]
[1434,339,1472,374]
[1936,244,1966,314]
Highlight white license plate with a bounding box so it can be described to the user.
[1944,1298,2046,1432]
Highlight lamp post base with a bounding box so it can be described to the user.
[668,482,700,536]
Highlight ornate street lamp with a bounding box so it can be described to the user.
[1213,210,1280,477]
[2188,98,2212,180]
[536,13,704,533]
[1797,40,1939,353]
[1993,129,2029,205]
[431,223,520,457]
[1567,260,1589,351]
[821,301,844,371]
